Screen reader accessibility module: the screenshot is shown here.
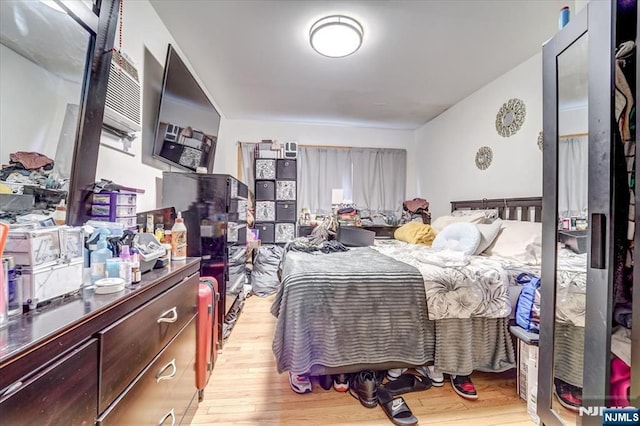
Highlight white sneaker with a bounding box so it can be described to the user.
[385,368,408,381]
[416,365,444,387]
[288,372,312,394]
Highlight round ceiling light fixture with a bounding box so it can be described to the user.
[309,15,363,58]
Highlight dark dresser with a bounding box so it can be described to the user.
[0,260,201,426]
[162,173,248,348]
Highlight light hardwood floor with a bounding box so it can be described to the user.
[191,295,536,426]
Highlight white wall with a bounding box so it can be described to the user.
[0,44,81,162]
[414,53,544,220]
[559,106,587,135]
[96,1,415,212]
[217,119,416,196]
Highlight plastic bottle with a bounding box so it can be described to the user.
[171,211,187,261]
[119,245,132,285]
[131,250,141,284]
[90,234,112,283]
[53,200,66,225]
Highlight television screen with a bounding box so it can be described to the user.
[153,44,220,172]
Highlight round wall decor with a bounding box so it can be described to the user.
[495,98,526,137]
[537,131,544,151]
[475,146,493,170]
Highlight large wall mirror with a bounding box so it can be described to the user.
[0,0,120,225]
[541,1,614,425]
[552,30,588,426]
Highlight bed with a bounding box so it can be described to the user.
[271,197,543,378]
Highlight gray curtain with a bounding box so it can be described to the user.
[297,147,352,215]
[351,148,406,216]
[298,146,406,216]
[558,136,588,218]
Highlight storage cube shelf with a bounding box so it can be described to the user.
[253,157,297,244]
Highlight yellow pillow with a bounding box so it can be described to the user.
[394,222,437,246]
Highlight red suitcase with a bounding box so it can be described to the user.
[196,277,219,400]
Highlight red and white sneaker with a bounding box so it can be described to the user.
[554,378,582,412]
[288,372,312,394]
[333,373,350,392]
[450,375,478,400]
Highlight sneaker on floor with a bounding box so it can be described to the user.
[349,370,378,408]
[333,373,350,392]
[553,379,582,412]
[415,365,444,387]
[450,375,478,400]
[318,374,333,391]
[386,368,408,381]
[288,372,312,394]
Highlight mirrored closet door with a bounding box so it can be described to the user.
[539,0,638,425]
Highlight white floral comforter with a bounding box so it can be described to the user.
[372,240,520,320]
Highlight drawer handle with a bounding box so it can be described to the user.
[157,307,178,323]
[156,358,177,382]
[158,408,176,426]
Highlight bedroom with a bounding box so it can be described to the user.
[0,1,636,426]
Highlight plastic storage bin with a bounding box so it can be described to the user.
[91,191,137,229]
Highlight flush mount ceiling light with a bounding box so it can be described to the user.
[310,15,363,58]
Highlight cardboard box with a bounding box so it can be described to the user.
[527,345,541,424]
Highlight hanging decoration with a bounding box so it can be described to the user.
[537,131,544,151]
[495,98,526,137]
[475,146,493,170]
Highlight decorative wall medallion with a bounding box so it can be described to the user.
[475,146,493,170]
[537,131,544,151]
[495,98,526,137]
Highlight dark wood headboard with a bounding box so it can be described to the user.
[450,196,543,222]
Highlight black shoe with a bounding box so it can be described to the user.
[318,375,333,390]
[349,370,378,408]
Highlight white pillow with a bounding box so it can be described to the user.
[483,220,542,264]
[432,222,481,255]
[431,212,486,232]
[474,219,503,255]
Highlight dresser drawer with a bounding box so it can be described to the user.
[97,316,197,425]
[0,339,98,425]
[98,274,198,412]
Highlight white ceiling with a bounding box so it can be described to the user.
[151,1,570,130]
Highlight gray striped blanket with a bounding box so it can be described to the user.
[271,247,431,375]
[271,247,515,375]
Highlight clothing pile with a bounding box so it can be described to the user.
[402,198,431,224]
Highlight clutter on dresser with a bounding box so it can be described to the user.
[4,223,85,310]
[89,179,145,230]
